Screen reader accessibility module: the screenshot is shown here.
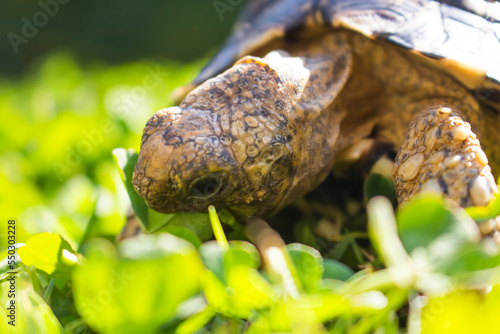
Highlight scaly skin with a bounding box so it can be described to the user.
[133,30,499,220]
[393,107,497,208]
[393,106,499,237]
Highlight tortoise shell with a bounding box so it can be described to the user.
[191,0,500,108]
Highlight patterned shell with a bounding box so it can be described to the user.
[194,0,500,108]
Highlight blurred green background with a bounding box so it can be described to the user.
[0,1,247,246]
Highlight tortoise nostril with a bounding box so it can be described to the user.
[189,173,226,198]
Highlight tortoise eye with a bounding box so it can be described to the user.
[188,173,226,198]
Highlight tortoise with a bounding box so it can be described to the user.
[132,0,500,227]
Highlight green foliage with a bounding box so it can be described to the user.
[0,285,65,334]
[322,259,355,281]
[6,194,500,333]
[72,235,203,334]
[0,52,204,245]
[364,173,397,207]
[287,243,324,292]
[466,192,500,222]
[18,233,79,282]
[113,148,149,227]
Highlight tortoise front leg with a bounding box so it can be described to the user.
[392,106,499,236]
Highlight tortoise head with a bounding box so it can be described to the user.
[133,55,299,217]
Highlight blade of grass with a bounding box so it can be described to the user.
[246,217,302,298]
[208,206,228,250]
[42,278,55,303]
[466,193,500,222]
[27,265,42,296]
[78,199,99,253]
[175,307,215,334]
[367,197,414,288]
